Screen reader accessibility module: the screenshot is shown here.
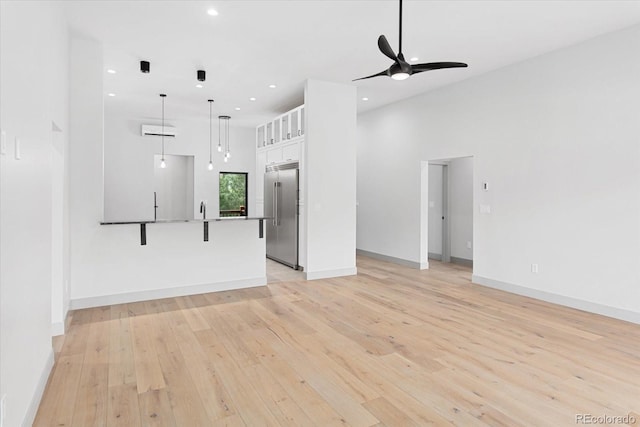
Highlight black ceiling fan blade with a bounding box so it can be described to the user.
[412,62,468,72]
[353,69,390,81]
[377,35,398,61]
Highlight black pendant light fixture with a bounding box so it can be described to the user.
[197,70,206,82]
[160,93,167,168]
[207,99,214,171]
[219,115,231,163]
[141,60,150,73]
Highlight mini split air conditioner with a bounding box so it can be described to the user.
[141,124,177,137]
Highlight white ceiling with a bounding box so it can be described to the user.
[64,0,640,127]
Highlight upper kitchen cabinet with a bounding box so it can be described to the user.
[256,105,305,149]
[274,117,282,144]
[287,106,305,139]
[256,124,266,148]
[281,113,290,141]
[266,122,273,145]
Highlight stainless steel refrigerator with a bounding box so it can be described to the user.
[264,162,299,269]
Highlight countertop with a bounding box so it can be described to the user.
[100,216,270,225]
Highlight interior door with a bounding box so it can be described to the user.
[276,169,299,268]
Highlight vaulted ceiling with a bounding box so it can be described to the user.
[64,0,640,127]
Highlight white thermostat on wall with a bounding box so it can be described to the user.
[483,182,489,191]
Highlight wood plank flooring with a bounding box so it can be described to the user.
[34,256,640,426]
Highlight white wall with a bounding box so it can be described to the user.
[103,107,256,222]
[0,1,68,425]
[304,80,357,279]
[449,157,473,261]
[357,25,640,321]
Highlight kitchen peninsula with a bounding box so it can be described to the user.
[72,216,268,309]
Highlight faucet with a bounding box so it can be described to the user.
[199,200,207,219]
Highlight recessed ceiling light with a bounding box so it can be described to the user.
[235,107,241,111]
[362,97,369,101]
[249,97,256,101]
[268,84,276,89]
[207,8,218,16]
[195,84,203,88]
[107,93,116,97]
[107,69,116,74]
[410,57,419,62]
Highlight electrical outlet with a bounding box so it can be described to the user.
[531,264,539,273]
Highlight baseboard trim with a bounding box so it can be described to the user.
[22,348,54,427]
[51,321,64,337]
[428,252,442,261]
[70,276,267,310]
[472,274,640,325]
[450,256,473,268]
[305,267,357,281]
[357,249,424,270]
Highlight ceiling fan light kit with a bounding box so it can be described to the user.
[354,0,467,81]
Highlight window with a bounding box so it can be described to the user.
[219,172,248,217]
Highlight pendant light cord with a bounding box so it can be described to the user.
[226,117,230,154]
[160,94,166,160]
[209,100,213,163]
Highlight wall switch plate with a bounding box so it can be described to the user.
[14,137,21,160]
[531,264,539,273]
[467,241,472,249]
[0,130,6,155]
[429,201,435,208]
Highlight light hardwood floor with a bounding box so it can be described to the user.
[35,256,640,426]
[266,258,305,284]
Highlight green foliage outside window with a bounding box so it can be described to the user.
[219,173,247,216]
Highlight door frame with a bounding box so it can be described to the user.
[422,156,475,270]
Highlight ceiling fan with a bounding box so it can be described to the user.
[354,0,468,81]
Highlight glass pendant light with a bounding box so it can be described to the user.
[207,99,214,170]
[160,93,167,168]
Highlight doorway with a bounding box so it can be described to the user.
[427,157,474,268]
[153,154,195,220]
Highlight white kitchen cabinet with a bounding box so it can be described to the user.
[274,117,282,144]
[289,106,305,137]
[266,122,273,145]
[255,104,305,148]
[256,124,266,148]
[281,114,290,141]
[266,147,283,164]
[282,143,299,162]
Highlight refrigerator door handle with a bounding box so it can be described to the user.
[272,181,277,226]
[276,182,281,226]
